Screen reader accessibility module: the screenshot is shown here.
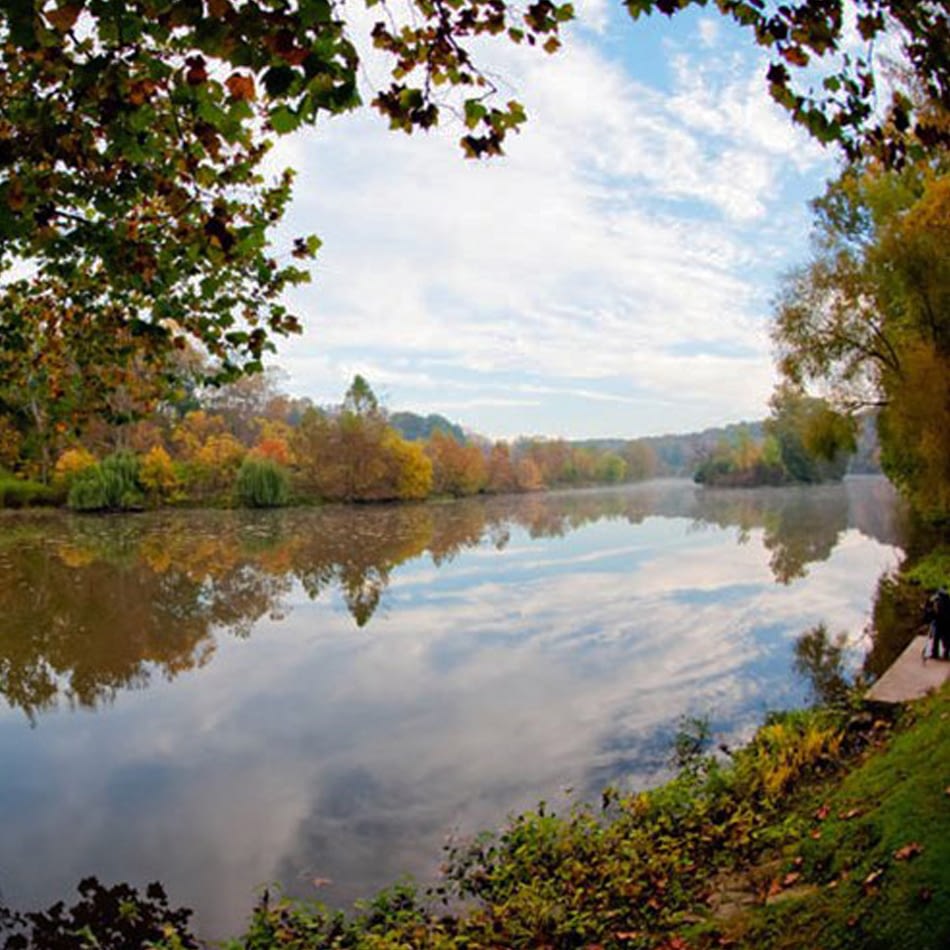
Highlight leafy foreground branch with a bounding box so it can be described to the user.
[4,686,948,950]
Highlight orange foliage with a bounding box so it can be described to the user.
[515,456,544,492]
[54,447,98,485]
[487,441,517,494]
[426,430,486,497]
[251,436,292,466]
[171,410,228,461]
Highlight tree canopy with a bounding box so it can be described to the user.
[773,141,950,519]
[0,0,572,381]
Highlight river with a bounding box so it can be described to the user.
[0,477,907,938]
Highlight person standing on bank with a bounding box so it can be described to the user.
[924,588,950,660]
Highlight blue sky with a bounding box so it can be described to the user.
[266,1,838,439]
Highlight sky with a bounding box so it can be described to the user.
[265,0,839,440]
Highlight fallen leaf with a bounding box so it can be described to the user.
[814,804,830,821]
[893,842,923,861]
[810,829,823,840]
[782,872,802,887]
[839,807,862,820]
[863,868,883,891]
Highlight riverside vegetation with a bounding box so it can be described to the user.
[0,375,665,512]
[0,370,860,513]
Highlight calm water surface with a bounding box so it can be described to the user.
[0,478,906,937]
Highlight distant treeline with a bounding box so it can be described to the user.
[0,367,882,511]
[579,411,879,481]
[0,375,668,511]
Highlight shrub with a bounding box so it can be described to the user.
[0,876,198,949]
[733,708,843,801]
[68,452,144,511]
[53,447,98,487]
[235,457,291,508]
[139,445,181,503]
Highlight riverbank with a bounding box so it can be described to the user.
[216,684,949,950]
[3,681,947,950]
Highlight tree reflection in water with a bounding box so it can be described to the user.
[0,478,908,720]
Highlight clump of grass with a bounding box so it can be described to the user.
[68,452,144,511]
[235,457,291,508]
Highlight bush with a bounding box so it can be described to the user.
[53,447,98,487]
[139,445,181,503]
[68,452,144,511]
[236,457,291,508]
[0,876,198,950]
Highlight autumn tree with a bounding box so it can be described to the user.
[764,385,855,483]
[290,376,433,501]
[622,440,658,482]
[382,431,434,500]
[0,279,179,480]
[426,429,487,497]
[486,440,518,494]
[773,150,950,517]
[514,455,544,492]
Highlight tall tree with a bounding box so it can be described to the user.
[773,153,950,516]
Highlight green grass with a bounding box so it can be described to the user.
[906,546,950,589]
[0,471,60,507]
[731,685,950,949]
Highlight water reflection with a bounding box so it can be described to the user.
[0,478,907,721]
[0,477,906,937]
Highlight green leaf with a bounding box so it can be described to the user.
[464,99,487,130]
[269,106,300,134]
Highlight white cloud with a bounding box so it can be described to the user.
[698,17,720,48]
[267,10,832,437]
